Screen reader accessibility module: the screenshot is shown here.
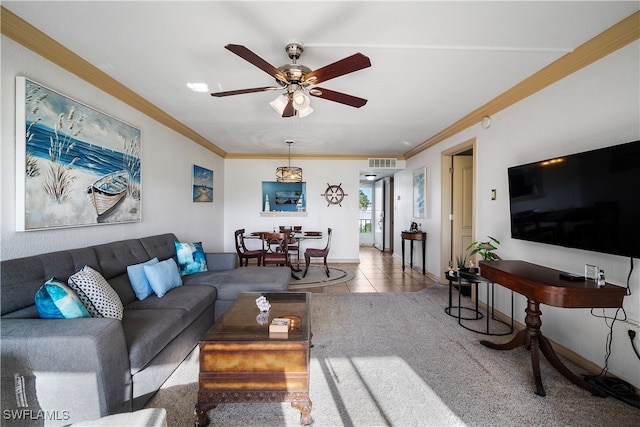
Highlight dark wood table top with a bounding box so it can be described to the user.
[479,260,626,308]
[201,292,310,342]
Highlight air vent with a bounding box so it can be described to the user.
[368,158,397,168]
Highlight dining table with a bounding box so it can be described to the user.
[246,230,323,280]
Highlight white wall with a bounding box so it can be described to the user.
[223,158,362,262]
[1,37,225,259]
[395,41,640,388]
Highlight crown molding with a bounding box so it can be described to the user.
[404,11,640,159]
[1,6,227,158]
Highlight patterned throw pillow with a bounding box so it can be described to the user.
[34,278,90,319]
[174,241,208,276]
[68,266,124,320]
[143,258,182,298]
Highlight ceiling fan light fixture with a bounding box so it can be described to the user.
[297,106,313,118]
[269,94,289,115]
[293,90,310,108]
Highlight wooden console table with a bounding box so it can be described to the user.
[478,260,627,397]
[401,231,426,275]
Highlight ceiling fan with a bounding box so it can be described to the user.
[211,41,371,117]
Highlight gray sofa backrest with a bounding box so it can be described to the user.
[1,233,180,318]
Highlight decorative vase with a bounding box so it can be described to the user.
[264,195,270,212]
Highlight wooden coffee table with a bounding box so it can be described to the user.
[194,292,312,426]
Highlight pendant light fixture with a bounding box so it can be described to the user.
[276,140,302,183]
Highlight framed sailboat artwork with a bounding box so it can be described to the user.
[15,77,142,230]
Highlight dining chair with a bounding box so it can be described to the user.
[262,232,302,280]
[234,229,264,266]
[261,232,290,267]
[303,228,332,278]
[280,226,300,268]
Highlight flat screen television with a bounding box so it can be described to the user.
[508,140,640,258]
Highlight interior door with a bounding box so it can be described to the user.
[374,179,385,251]
[452,155,473,266]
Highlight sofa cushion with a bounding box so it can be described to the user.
[68,266,124,320]
[125,285,216,324]
[139,233,179,262]
[35,278,90,319]
[174,241,208,276]
[214,267,291,301]
[127,257,159,300]
[144,259,182,298]
[180,269,230,286]
[122,308,192,374]
[1,248,98,317]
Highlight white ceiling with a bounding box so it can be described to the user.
[4,1,638,163]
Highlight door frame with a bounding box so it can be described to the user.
[440,138,477,283]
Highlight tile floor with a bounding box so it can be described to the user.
[292,245,439,294]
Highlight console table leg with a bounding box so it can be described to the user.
[530,333,546,396]
[194,402,217,427]
[538,334,601,396]
[291,399,313,425]
[481,329,525,350]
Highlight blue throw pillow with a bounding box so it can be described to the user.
[174,241,208,276]
[35,278,90,319]
[144,258,182,298]
[127,257,159,300]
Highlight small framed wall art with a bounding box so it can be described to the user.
[192,165,213,202]
[413,166,427,219]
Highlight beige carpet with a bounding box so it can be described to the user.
[145,285,640,426]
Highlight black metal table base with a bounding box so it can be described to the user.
[446,272,514,336]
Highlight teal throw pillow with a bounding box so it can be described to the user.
[144,258,182,298]
[127,257,159,300]
[174,241,208,276]
[35,278,90,319]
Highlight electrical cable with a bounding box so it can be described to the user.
[625,257,633,295]
[583,374,640,408]
[583,257,639,408]
[629,330,640,360]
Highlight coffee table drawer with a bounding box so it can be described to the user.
[200,341,309,372]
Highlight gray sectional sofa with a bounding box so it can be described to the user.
[0,233,290,425]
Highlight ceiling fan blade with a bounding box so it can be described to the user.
[282,97,295,117]
[211,86,279,97]
[225,44,289,83]
[309,87,368,108]
[303,53,371,85]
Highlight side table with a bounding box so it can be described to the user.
[445,271,483,321]
[401,231,426,274]
[446,270,514,336]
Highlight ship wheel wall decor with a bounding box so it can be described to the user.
[321,183,348,206]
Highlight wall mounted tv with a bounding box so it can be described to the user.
[508,140,640,258]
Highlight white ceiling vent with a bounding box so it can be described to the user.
[368,158,397,168]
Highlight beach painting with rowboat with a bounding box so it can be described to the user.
[16,77,141,230]
[192,165,213,203]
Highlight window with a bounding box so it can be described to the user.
[359,187,372,233]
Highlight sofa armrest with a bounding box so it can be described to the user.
[1,318,131,424]
[204,252,238,270]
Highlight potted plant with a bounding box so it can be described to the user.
[446,253,468,279]
[467,236,501,261]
